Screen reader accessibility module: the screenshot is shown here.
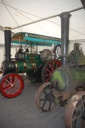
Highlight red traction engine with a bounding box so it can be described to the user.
[35,12,85,128]
[0,29,61,98]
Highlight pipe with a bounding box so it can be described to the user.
[4,27,11,61]
[60,12,71,66]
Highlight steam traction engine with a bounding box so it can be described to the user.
[0,30,61,98]
[35,12,85,128]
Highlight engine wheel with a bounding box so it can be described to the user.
[0,73,24,98]
[65,91,85,128]
[35,82,59,113]
[41,59,61,82]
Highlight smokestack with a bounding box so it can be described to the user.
[60,12,71,66]
[4,27,11,61]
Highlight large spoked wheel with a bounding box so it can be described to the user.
[0,73,24,98]
[65,91,85,128]
[41,59,61,82]
[35,82,59,113]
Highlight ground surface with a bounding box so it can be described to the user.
[0,79,65,128]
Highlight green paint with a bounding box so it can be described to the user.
[25,54,43,66]
[52,71,65,90]
[54,98,60,104]
[16,54,43,73]
[51,66,85,92]
[75,71,85,83]
[17,61,24,73]
[69,49,85,65]
[64,104,68,108]
[26,62,36,72]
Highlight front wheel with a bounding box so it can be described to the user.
[35,82,59,113]
[0,73,24,98]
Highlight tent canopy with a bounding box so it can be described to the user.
[0,0,85,42]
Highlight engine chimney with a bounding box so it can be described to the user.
[60,12,71,66]
[4,27,11,61]
[1,27,15,75]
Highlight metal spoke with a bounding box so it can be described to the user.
[40,99,45,101]
[43,90,47,96]
[45,74,50,76]
[5,79,12,85]
[41,99,47,110]
[12,88,15,95]
[3,85,10,91]
[10,76,14,84]
[10,76,12,83]
[14,80,20,84]
[14,87,18,92]
[48,100,52,111]
[7,87,11,94]
[3,83,9,87]
[56,63,58,68]
[13,77,17,84]
[46,68,51,73]
[15,85,20,88]
[46,76,50,81]
[48,84,52,93]
[49,64,53,71]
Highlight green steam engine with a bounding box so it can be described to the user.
[0,30,61,98]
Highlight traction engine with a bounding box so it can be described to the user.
[0,29,61,98]
[35,12,85,128]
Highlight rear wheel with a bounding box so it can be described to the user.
[41,59,61,82]
[65,91,85,128]
[0,73,24,98]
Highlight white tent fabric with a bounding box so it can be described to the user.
[0,0,85,41]
[0,0,85,64]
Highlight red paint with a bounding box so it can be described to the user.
[1,74,24,98]
[45,60,61,82]
[29,57,35,59]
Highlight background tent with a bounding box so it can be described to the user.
[0,0,85,63]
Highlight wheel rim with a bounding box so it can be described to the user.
[35,82,59,112]
[45,60,61,82]
[65,91,85,128]
[1,74,24,98]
